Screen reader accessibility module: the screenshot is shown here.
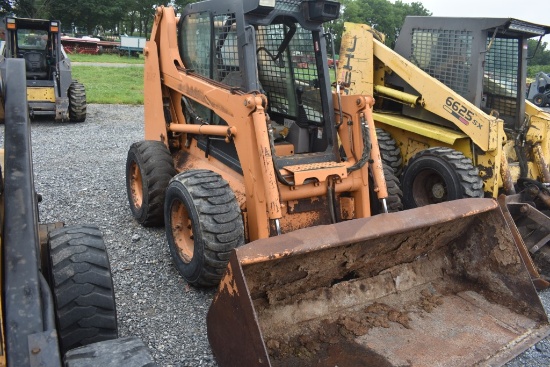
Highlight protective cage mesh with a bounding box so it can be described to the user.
[410,28,473,98]
[214,14,241,87]
[483,37,519,118]
[256,24,323,122]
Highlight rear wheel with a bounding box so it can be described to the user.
[68,81,87,122]
[533,93,547,107]
[401,147,483,208]
[164,169,244,287]
[376,128,403,177]
[45,225,118,356]
[126,141,176,226]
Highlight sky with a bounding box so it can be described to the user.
[401,0,550,43]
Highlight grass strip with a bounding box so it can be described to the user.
[72,66,144,104]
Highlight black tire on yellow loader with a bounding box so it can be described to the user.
[126,141,176,226]
[533,93,548,107]
[370,162,403,214]
[376,128,403,177]
[68,81,87,122]
[401,147,484,208]
[45,225,118,355]
[164,169,244,287]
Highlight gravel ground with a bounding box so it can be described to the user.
[3,103,550,366]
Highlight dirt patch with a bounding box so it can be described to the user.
[419,288,444,312]
[266,302,413,366]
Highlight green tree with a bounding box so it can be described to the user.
[527,38,550,77]
[1,0,14,17]
[338,0,431,47]
[3,0,52,18]
[50,0,125,35]
[528,39,550,65]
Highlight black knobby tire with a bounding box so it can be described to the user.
[376,128,403,177]
[45,225,118,356]
[126,141,176,227]
[64,336,156,367]
[532,93,547,107]
[401,147,484,209]
[164,169,244,287]
[370,162,403,214]
[68,81,87,122]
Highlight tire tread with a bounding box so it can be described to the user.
[46,225,118,355]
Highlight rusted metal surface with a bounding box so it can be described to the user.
[283,162,347,186]
[497,195,550,290]
[533,143,550,184]
[208,198,549,366]
[501,152,516,195]
[169,123,237,142]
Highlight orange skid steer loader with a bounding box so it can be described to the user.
[126,1,550,365]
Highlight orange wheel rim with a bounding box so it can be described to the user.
[129,162,143,208]
[171,200,194,263]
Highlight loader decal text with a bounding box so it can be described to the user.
[341,36,358,95]
[444,96,482,129]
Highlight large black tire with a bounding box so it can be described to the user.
[370,162,403,214]
[401,147,484,208]
[532,93,547,107]
[376,128,403,177]
[64,337,156,367]
[164,169,244,287]
[45,225,118,356]
[68,81,87,122]
[126,141,176,227]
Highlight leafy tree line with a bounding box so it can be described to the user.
[0,0,549,72]
[0,0,195,37]
[0,0,430,41]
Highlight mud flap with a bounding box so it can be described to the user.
[207,198,549,367]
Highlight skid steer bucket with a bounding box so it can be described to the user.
[208,199,550,366]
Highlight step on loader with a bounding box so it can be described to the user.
[127,1,550,365]
[338,19,550,289]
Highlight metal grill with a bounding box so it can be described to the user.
[214,14,241,87]
[410,29,473,97]
[275,0,301,12]
[180,12,212,78]
[483,37,518,117]
[256,24,322,123]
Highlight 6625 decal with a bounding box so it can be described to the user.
[443,96,482,129]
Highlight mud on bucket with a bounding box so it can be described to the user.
[207,198,549,367]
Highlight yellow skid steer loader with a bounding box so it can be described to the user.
[338,20,550,289]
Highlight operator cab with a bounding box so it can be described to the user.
[178,0,341,173]
[391,17,550,132]
[2,17,62,80]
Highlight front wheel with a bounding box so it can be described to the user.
[401,147,484,208]
[164,169,244,287]
[370,162,403,214]
[376,128,403,177]
[45,225,118,355]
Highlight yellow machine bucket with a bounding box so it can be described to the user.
[207,199,550,366]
